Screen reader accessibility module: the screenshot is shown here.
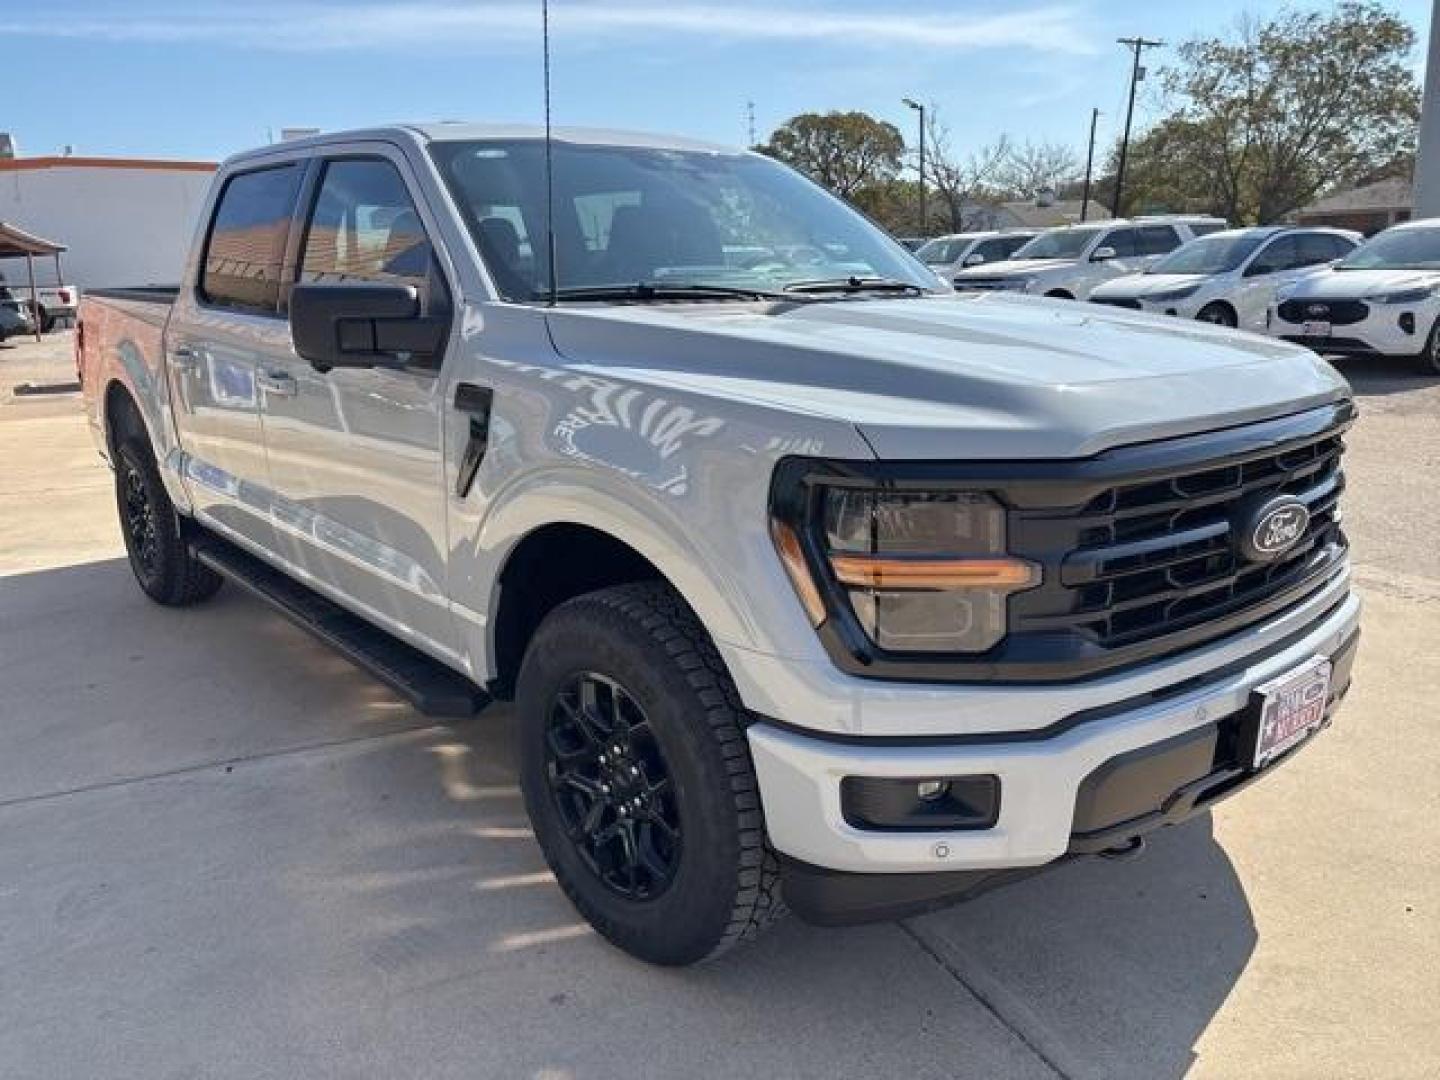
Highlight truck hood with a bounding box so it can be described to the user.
[952,258,1075,280]
[1285,267,1440,299]
[1091,272,1207,299]
[543,294,1349,460]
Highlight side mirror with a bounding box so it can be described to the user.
[1090,246,1117,262]
[289,283,446,371]
[963,252,986,267]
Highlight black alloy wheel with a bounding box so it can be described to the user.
[544,671,682,901]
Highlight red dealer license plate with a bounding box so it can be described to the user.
[1249,658,1333,769]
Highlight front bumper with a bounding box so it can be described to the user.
[747,586,1360,919]
[1271,306,1430,357]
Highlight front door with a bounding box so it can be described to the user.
[169,162,304,554]
[258,151,459,663]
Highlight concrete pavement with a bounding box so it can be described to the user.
[1,333,1437,1078]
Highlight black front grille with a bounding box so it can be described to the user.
[1008,423,1347,654]
[770,402,1353,683]
[1277,298,1369,325]
[1091,297,1142,310]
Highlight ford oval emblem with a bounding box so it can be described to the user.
[1237,496,1311,563]
[1305,303,1329,317]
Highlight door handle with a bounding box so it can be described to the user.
[170,346,202,375]
[257,370,299,397]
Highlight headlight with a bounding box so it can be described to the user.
[1368,286,1434,305]
[1146,284,1201,302]
[770,480,1040,655]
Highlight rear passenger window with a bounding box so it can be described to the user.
[1248,236,1299,275]
[300,159,435,296]
[1296,233,1341,267]
[1100,228,1137,258]
[201,165,302,313]
[1137,225,1181,256]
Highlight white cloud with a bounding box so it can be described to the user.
[2,1,1096,55]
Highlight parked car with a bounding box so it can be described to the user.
[0,274,78,332]
[1267,218,1440,374]
[1089,227,1360,331]
[78,125,1358,966]
[952,215,1228,299]
[0,285,35,341]
[896,236,927,252]
[914,230,1040,280]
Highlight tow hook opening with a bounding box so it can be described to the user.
[1099,835,1146,861]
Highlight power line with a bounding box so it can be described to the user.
[1112,36,1163,217]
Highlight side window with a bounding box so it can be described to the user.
[972,238,1014,262]
[301,159,437,301]
[1189,220,1226,236]
[201,164,302,313]
[1247,235,1299,276]
[1137,225,1181,256]
[1099,228,1136,258]
[1295,233,1341,267]
[994,235,1031,259]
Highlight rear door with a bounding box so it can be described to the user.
[168,162,303,553]
[258,148,460,662]
[1235,234,1307,330]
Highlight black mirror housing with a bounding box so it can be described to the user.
[289,283,445,371]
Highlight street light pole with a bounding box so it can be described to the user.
[1113,36,1163,218]
[1081,107,1100,222]
[903,98,926,237]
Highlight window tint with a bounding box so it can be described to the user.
[1248,235,1299,275]
[1189,220,1227,236]
[301,159,434,295]
[1295,233,1341,267]
[972,237,1020,262]
[1136,225,1181,256]
[202,165,302,312]
[1099,228,1137,258]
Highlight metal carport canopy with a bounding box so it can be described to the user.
[0,221,67,343]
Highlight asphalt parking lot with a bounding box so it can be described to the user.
[1,331,1437,1079]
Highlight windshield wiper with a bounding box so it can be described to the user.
[542,282,792,302]
[783,276,928,296]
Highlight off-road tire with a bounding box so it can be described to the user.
[516,581,786,966]
[115,437,223,606]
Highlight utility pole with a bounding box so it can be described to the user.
[746,100,757,148]
[1112,36,1162,218]
[1413,0,1440,216]
[1080,107,1100,222]
[903,98,926,237]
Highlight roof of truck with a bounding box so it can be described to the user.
[225,123,739,167]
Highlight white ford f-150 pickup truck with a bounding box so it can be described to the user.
[77,124,1360,967]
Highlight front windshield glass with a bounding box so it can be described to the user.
[916,237,971,264]
[1149,233,1266,275]
[1010,227,1105,261]
[1337,226,1440,271]
[429,140,938,300]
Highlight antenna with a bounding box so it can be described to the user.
[542,0,559,306]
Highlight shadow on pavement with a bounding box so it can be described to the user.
[0,554,1256,1078]
[1328,353,1440,397]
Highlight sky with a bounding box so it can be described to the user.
[3,0,1433,165]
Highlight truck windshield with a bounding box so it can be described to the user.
[1009,227,1105,261]
[1336,226,1440,271]
[1148,233,1265,275]
[428,139,939,302]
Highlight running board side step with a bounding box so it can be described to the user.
[190,533,488,718]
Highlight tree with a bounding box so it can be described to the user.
[921,114,1011,233]
[1116,3,1420,222]
[758,111,905,199]
[997,140,1081,201]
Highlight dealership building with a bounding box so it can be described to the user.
[0,155,217,290]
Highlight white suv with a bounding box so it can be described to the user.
[952,216,1228,300]
[1268,218,1440,374]
[915,230,1039,280]
[1090,227,1360,331]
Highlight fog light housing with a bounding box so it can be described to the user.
[1399,311,1416,335]
[840,774,1000,832]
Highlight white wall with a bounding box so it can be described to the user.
[0,164,215,289]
